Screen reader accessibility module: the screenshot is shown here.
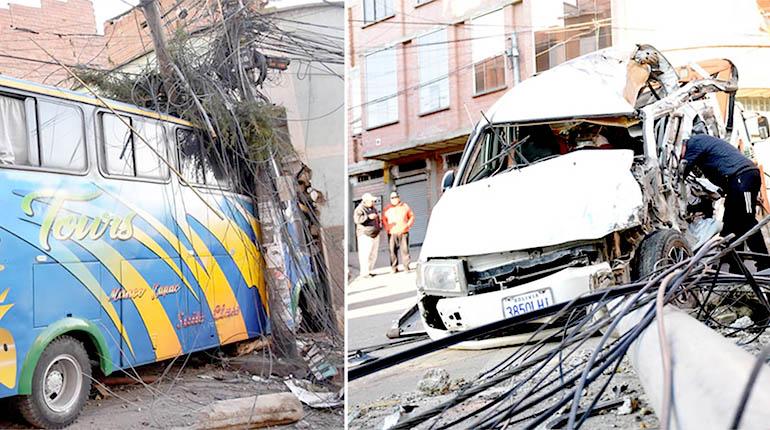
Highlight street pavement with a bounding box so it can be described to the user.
[346,258,525,407]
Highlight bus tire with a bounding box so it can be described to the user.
[16,335,92,429]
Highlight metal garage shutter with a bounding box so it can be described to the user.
[395,174,430,246]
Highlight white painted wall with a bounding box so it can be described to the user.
[262,2,344,231]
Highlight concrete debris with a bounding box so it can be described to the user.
[712,308,738,325]
[381,409,401,430]
[234,337,271,356]
[616,397,639,416]
[186,392,303,429]
[284,379,343,408]
[298,339,339,381]
[417,368,450,396]
[730,315,754,329]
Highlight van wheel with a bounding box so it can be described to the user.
[16,336,91,429]
[634,229,692,280]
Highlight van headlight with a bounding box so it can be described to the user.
[417,259,467,297]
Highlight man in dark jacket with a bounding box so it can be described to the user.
[353,193,381,277]
[683,133,769,269]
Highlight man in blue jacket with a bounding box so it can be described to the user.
[683,132,769,269]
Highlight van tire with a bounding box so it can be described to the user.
[16,335,92,429]
[634,229,692,280]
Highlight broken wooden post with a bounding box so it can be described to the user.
[189,392,303,429]
[617,305,770,429]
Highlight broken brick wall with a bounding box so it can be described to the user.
[0,0,104,85]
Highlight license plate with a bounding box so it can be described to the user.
[502,289,554,318]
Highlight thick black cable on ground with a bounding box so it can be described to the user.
[348,281,650,381]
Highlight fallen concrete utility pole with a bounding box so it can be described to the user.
[185,392,303,429]
[618,304,770,429]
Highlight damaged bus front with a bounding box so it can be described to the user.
[416,45,742,347]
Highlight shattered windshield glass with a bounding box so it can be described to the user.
[461,122,644,184]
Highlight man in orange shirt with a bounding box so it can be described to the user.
[382,191,415,273]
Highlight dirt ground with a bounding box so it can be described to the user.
[0,349,343,429]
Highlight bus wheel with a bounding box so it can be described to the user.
[16,336,92,429]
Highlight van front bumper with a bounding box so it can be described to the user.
[434,262,612,334]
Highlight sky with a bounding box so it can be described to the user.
[0,0,321,34]
[93,0,139,32]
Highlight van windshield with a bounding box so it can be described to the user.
[460,122,643,184]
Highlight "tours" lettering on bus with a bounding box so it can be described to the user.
[20,189,136,251]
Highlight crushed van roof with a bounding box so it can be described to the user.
[486,47,644,124]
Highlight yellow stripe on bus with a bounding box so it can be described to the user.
[96,186,250,345]
[76,239,182,360]
[176,217,249,345]
[47,246,135,356]
[203,215,268,313]
[228,198,260,238]
[132,227,199,301]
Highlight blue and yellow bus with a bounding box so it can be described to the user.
[0,76,269,428]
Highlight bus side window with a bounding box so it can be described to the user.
[177,128,205,185]
[37,101,86,171]
[134,118,169,179]
[102,113,134,176]
[0,94,31,166]
[176,128,230,189]
[202,151,231,189]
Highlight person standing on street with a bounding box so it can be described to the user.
[353,193,381,278]
[683,132,769,270]
[382,191,415,273]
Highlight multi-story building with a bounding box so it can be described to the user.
[346,0,615,251]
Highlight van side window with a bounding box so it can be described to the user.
[101,113,169,179]
[0,94,31,166]
[37,101,86,171]
[176,128,231,189]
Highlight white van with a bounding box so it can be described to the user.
[415,45,750,347]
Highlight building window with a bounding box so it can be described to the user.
[363,0,394,24]
[443,151,462,170]
[579,35,598,56]
[398,159,427,173]
[356,169,384,182]
[350,66,363,135]
[738,97,770,113]
[471,9,506,95]
[365,47,399,128]
[417,28,450,114]
[474,55,506,96]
